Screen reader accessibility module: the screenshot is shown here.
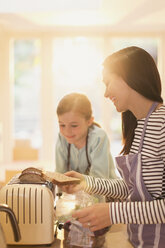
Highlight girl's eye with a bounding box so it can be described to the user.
[59,124,65,128]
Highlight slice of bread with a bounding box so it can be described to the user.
[19,173,46,183]
[21,167,42,175]
[19,167,80,185]
[19,167,45,183]
[42,171,80,186]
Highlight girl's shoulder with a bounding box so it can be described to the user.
[88,126,110,149]
[88,125,109,142]
[57,133,68,146]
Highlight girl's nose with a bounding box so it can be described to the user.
[65,126,72,135]
[65,127,70,133]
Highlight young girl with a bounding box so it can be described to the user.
[55,93,117,201]
[60,47,165,248]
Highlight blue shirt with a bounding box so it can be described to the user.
[55,125,117,180]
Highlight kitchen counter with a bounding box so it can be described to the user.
[8,224,133,248]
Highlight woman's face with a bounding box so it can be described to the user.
[103,69,132,113]
[58,111,93,148]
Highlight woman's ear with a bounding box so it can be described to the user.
[88,117,94,126]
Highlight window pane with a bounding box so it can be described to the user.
[53,37,105,124]
[13,40,41,154]
[111,37,158,63]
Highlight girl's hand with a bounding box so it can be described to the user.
[59,171,86,194]
[72,203,111,232]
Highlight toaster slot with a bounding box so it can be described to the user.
[29,187,31,224]
[17,187,20,224]
[35,188,37,224]
[41,189,43,223]
[23,187,25,224]
[5,188,8,223]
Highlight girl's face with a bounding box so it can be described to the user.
[103,69,132,113]
[58,111,93,148]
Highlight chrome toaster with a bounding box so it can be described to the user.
[0,175,55,245]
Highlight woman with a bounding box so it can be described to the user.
[61,46,165,248]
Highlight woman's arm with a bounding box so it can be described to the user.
[72,198,165,232]
[63,174,165,229]
[63,171,128,200]
[85,175,128,200]
[109,198,165,225]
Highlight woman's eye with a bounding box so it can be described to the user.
[106,82,110,87]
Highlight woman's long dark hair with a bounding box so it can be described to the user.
[103,46,163,155]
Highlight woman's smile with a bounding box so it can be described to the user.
[111,96,116,103]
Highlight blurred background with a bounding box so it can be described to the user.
[0,0,165,183]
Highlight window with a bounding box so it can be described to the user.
[53,37,105,130]
[111,37,158,63]
[12,36,158,162]
[13,40,41,160]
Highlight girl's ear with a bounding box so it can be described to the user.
[88,116,94,126]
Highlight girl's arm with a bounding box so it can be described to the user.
[88,128,118,179]
[55,134,68,173]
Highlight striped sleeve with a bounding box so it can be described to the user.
[83,175,165,224]
[109,199,165,224]
[84,175,129,200]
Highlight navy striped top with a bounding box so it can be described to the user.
[84,105,165,224]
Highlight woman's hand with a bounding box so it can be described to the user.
[65,170,83,179]
[59,171,86,194]
[72,203,111,232]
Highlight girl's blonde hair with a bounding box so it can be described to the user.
[57,93,100,127]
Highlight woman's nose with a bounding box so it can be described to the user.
[104,88,109,98]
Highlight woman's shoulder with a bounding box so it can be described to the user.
[155,104,165,113]
[138,104,165,124]
[151,104,165,123]
[137,104,165,132]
